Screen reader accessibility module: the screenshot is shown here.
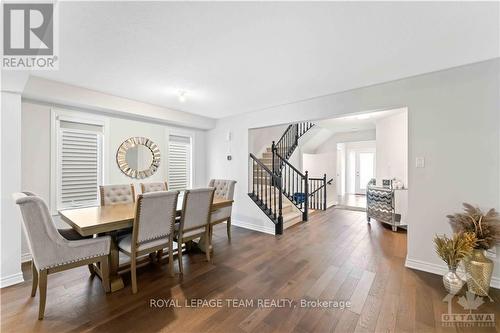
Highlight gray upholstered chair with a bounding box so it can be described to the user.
[100,184,135,241]
[99,184,135,206]
[14,193,111,320]
[117,191,179,294]
[208,179,236,242]
[175,188,215,273]
[141,181,168,193]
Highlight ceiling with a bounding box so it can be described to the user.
[33,2,499,119]
[316,108,406,134]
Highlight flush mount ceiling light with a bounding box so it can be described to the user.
[178,90,187,102]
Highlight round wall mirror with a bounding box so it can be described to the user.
[116,137,160,179]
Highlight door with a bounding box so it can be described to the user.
[355,151,375,194]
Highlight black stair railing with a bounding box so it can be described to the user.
[248,153,283,234]
[248,121,322,234]
[272,151,309,221]
[272,121,314,165]
[308,175,334,211]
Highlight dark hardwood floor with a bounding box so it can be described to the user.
[1,208,499,333]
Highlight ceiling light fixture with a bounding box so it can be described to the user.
[178,90,187,103]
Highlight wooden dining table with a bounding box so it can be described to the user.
[59,196,233,292]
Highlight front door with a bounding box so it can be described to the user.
[355,151,375,194]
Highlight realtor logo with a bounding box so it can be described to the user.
[2,2,58,69]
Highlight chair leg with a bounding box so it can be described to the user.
[100,257,110,293]
[38,270,48,320]
[88,264,96,276]
[178,241,184,275]
[31,261,38,297]
[131,256,137,294]
[168,237,174,277]
[157,249,163,263]
[227,217,232,243]
[205,228,211,263]
[148,252,156,263]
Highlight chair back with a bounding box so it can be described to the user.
[133,191,179,246]
[13,192,65,270]
[141,182,168,194]
[180,188,215,232]
[100,184,135,206]
[208,180,236,222]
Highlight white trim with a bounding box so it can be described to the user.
[21,252,32,263]
[405,257,500,289]
[165,128,195,189]
[0,272,24,288]
[231,218,276,235]
[50,108,109,214]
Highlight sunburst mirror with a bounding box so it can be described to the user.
[116,137,161,179]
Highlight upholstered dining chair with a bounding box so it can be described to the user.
[14,193,111,320]
[99,184,135,245]
[175,188,215,274]
[208,179,236,242]
[141,181,168,193]
[117,191,179,294]
[99,184,135,206]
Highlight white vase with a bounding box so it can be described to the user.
[443,267,464,295]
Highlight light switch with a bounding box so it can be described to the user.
[416,157,425,168]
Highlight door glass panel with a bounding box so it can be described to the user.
[359,152,374,191]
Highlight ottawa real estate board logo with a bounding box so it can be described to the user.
[2,2,58,69]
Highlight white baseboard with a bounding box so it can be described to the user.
[405,257,500,289]
[231,219,275,235]
[21,252,32,263]
[0,272,24,288]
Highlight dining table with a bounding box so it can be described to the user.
[59,195,233,292]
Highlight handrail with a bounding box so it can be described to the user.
[249,153,283,234]
[275,124,293,148]
[249,153,275,175]
[308,178,333,197]
[274,151,305,177]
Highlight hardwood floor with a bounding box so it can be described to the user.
[1,208,499,333]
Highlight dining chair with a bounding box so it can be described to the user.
[208,179,236,242]
[99,184,135,206]
[175,188,215,274]
[140,181,170,261]
[117,190,179,294]
[14,193,111,320]
[141,181,168,193]
[99,184,135,244]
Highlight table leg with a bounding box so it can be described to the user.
[197,227,213,254]
[109,232,124,292]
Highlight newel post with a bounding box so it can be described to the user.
[303,170,309,222]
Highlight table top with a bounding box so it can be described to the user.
[59,196,233,237]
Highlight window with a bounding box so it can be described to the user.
[56,119,103,209]
[167,134,192,190]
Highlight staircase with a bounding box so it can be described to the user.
[248,121,333,235]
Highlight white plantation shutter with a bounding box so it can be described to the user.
[168,135,191,190]
[58,128,102,209]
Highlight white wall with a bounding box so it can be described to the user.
[206,59,500,286]
[0,92,24,287]
[248,124,288,156]
[302,152,336,206]
[376,110,408,187]
[20,100,207,259]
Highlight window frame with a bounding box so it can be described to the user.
[166,129,194,191]
[50,108,109,214]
